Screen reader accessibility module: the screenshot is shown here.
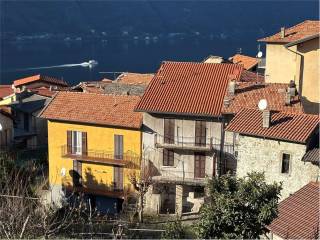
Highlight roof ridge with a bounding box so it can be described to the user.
[58,90,141,99]
[242,107,318,118]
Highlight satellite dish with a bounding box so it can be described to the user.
[257,51,263,58]
[0,123,2,132]
[258,99,268,110]
[60,168,66,177]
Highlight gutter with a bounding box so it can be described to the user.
[284,34,319,48]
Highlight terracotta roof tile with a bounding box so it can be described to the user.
[222,82,303,114]
[30,87,57,97]
[40,92,142,129]
[225,108,319,143]
[239,70,264,83]
[268,182,320,239]
[116,73,154,85]
[259,20,320,43]
[135,61,243,116]
[0,85,14,99]
[13,74,68,87]
[302,148,319,164]
[229,54,260,70]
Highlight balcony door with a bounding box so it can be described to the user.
[67,131,87,156]
[114,135,123,191]
[195,121,206,147]
[164,118,175,144]
[194,153,206,178]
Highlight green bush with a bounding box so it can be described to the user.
[161,219,185,239]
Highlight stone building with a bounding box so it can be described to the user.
[135,61,244,215]
[226,108,319,200]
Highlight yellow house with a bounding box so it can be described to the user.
[0,85,15,106]
[39,92,142,212]
[259,20,320,114]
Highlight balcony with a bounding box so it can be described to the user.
[151,169,211,186]
[61,145,140,169]
[154,134,222,152]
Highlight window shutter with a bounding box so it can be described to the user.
[82,132,88,156]
[114,135,123,160]
[67,131,72,154]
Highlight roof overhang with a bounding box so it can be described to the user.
[285,33,320,47]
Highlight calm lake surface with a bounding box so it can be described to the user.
[1,1,318,85]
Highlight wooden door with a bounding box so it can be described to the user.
[73,160,82,186]
[164,119,175,144]
[195,121,206,146]
[194,153,206,178]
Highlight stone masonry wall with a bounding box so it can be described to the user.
[236,135,319,200]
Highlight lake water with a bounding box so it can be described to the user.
[1,1,318,86]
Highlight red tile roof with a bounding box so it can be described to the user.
[222,82,303,114]
[0,85,14,99]
[259,20,320,43]
[229,54,260,70]
[116,73,154,85]
[39,92,142,129]
[239,70,264,83]
[30,87,57,97]
[225,108,319,143]
[268,182,320,239]
[135,61,243,116]
[13,74,68,88]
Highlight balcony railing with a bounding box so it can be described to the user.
[151,169,212,186]
[61,145,140,169]
[154,134,223,152]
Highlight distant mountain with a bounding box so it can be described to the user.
[1,1,318,38]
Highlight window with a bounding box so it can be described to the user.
[73,160,82,186]
[114,135,124,160]
[72,131,82,155]
[163,149,174,166]
[67,131,87,155]
[281,153,291,174]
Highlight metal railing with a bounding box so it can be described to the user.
[61,145,140,168]
[154,134,226,151]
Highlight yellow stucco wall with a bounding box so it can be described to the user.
[264,38,319,106]
[265,44,298,85]
[48,120,141,195]
[297,38,320,103]
[0,94,16,106]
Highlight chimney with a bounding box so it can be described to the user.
[288,80,296,96]
[262,110,271,128]
[285,91,291,105]
[228,80,236,96]
[280,27,285,39]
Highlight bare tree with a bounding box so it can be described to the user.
[0,150,101,239]
[128,160,154,223]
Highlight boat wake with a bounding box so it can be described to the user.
[7,60,98,72]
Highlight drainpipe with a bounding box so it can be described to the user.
[284,43,304,104]
[219,116,225,177]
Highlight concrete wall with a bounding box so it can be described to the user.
[236,135,319,200]
[265,44,298,85]
[0,113,13,146]
[142,113,224,180]
[297,38,320,113]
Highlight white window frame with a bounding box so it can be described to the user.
[72,131,82,155]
